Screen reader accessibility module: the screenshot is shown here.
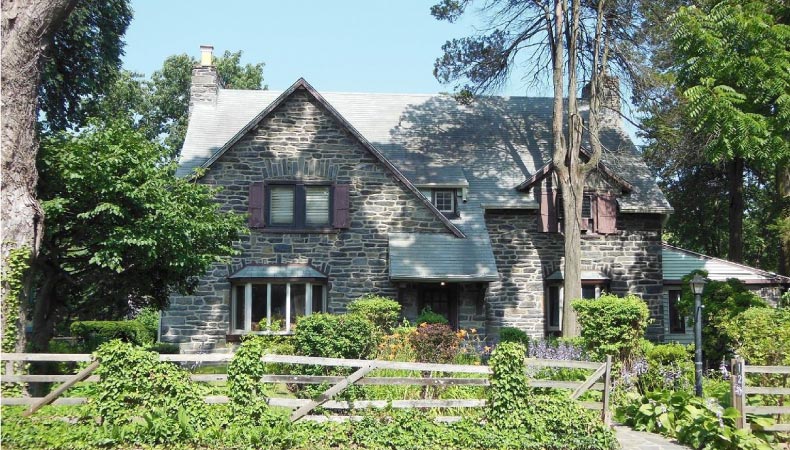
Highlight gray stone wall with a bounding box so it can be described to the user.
[189,66,220,115]
[163,88,451,351]
[484,209,664,340]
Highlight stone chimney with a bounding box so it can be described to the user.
[582,75,621,127]
[189,45,221,116]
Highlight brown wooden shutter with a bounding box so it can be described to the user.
[248,182,265,228]
[538,190,558,232]
[596,194,618,234]
[332,184,350,228]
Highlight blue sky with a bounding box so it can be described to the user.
[122,0,640,141]
[122,0,547,96]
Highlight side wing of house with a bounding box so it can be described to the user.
[661,244,790,344]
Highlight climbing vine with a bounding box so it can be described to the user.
[2,247,30,354]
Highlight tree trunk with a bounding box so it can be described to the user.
[1,0,77,352]
[727,157,745,263]
[776,163,790,276]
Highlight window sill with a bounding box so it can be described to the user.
[251,227,339,234]
[226,331,294,342]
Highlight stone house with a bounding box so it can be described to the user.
[162,46,675,352]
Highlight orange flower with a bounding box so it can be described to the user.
[470,328,477,334]
[419,322,428,328]
[484,346,491,353]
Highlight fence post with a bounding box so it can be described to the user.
[601,355,612,426]
[731,357,746,429]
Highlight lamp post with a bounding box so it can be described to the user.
[690,274,706,397]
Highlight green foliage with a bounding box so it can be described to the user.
[487,341,529,428]
[146,342,180,354]
[134,307,160,339]
[641,343,694,392]
[71,320,154,351]
[672,1,790,167]
[35,121,245,340]
[227,336,277,426]
[293,313,378,360]
[499,326,530,346]
[616,390,775,450]
[410,323,460,363]
[94,341,207,431]
[573,293,650,362]
[143,50,265,153]
[677,272,767,365]
[1,247,29,354]
[724,307,790,367]
[347,294,401,333]
[415,306,449,325]
[38,0,133,131]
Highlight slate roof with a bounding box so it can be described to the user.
[228,264,327,280]
[662,244,790,284]
[179,79,673,282]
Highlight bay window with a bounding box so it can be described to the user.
[231,282,327,333]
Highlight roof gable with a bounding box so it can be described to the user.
[516,147,635,193]
[195,78,465,238]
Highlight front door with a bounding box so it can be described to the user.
[418,284,459,329]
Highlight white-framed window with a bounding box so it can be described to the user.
[231,282,327,334]
[545,283,606,332]
[432,189,456,215]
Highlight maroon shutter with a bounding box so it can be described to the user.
[248,182,265,228]
[333,184,350,228]
[596,194,618,234]
[539,190,558,232]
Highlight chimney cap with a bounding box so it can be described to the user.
[199,45,214,66]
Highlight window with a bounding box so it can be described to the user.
[547,286,562,331]
[267,183,331,228]
[668,290,685,333]
[557,194,594,231]
[432,189,457,216]
[231,282,327,333]
[546,282,607,332]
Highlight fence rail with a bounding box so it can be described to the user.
[0,352,612,424]
[731,358,790,433]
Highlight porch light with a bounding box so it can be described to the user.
[690,274,706,295]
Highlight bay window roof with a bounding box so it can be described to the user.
[228,264,327,281]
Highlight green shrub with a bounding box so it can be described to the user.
[723,307,790,367]
[677,271,767,366]
[410,323,460,363]
[616,390,775,450]
[71,320,154,351]
[293,313,378,360]
[499,326,529,346]
[415,306,449,325]
[146,342,180,354]
[573,293,649,362]
[94,340,207,433]
[135,307,160,339]
[347,294,401,333]
[640,343,693,392]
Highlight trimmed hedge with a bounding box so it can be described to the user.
[499,327,530,346]
[71,320,154,351]
[347,294,401,333]
[573,293,649,362]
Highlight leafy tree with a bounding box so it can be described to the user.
[670,0,790,263]
[30,121,246,351]
[145,50,265,154]
[432,0,643,335]
[39,0,133,131]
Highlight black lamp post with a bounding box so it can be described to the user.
[690,274,706,397]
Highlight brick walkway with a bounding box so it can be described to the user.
[614,425,691,450]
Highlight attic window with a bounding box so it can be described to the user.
[432,189,457,216]
[538,191,618,234]
[557,194,594,231]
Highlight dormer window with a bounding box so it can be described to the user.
[432,189,457,217]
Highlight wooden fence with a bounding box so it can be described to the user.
[731,357,790,433]
[0,352,612,424]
